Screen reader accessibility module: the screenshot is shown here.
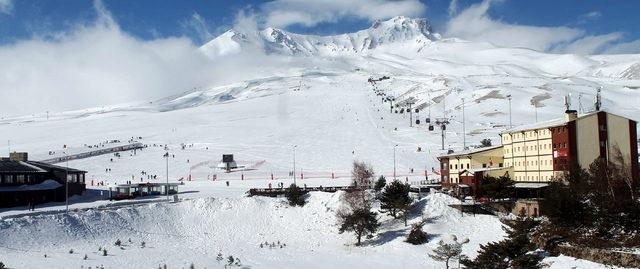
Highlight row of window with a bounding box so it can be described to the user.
[0,173,85,185]
[515,175,553,181]
[0,174,36,184]
[505,142,568,154]
[511,159,553,167]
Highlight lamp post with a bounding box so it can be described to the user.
[462,97,466,149]
[393,145,398,180]
[507,94,512,129]
[64,151,69,212]
[164,151,169,201]
[293,145,297,186]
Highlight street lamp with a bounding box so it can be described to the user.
[163,151,169,201]
[393,145,398,180]
[293,145,297,186]
[507,94,512,129]
[63,151,69,212]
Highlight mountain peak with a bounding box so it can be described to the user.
[201,17,438,58]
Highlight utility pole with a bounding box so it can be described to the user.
[507,94,512,128]
[462,98,466,149]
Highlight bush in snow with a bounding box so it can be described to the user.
[84,254,88,260]
[216,252,223,262]
[428,235,469,269]
[69,249,74,254]
[114,239,122,246]
[0,261,4,269]
[102,249,108,256]
[189,263,195,269]
[285,183,306,206]
[141,241,146,248]
[406,219,428,245]
[380,180,413,226]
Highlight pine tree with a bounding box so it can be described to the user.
[338,208,380,246]
[380,180,413,225]
[462,218,542,269]
[374,175,386,193]
[285,183,306,206]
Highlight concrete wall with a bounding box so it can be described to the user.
[575,113,600,169]
[607,113,632,163]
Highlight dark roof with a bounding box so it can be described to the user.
[26,161,87,173]
[0,160,47,173]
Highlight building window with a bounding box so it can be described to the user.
[455,164,458,169]
[449,164,452,170]
[16,174,25,184]
[442,163,447,170]
[482,163,487,168]
[467,163,470,169]
[5,175,13,184]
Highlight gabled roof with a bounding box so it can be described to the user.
[0,160,47,173]
[26,161,87,173]
[438,145,503,159]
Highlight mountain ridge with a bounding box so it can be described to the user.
[200,16,440,58]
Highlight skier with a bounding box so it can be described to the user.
[226,181,230,187]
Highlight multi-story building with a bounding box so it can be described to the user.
[439,110,639,192]
[501,110,638,183]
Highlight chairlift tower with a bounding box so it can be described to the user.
[434,117,451,150]
[407,99,416,127]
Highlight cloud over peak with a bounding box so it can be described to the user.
[261,0,426,28]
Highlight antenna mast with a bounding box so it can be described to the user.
[594,87,602,111]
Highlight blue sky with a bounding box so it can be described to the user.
[0,0,638,53]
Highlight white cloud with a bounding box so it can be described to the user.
[445,0,640,55]
[552,32,623,55]
[181,12,214,44]
[261,0,426,28]
[448,0,458,16]
[582,11,601,19]
[0,0,322,117]
[445,0,583,52]
[0,0,12,15]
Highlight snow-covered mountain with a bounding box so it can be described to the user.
[200,16,439,57]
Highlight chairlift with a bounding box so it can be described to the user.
[442,125,447,131]
[415,119,420,125]
[400,108,405,113]
[395,110,398,114]
[428,125,434,131]
[426,117,431,123]
[415,109,419,113]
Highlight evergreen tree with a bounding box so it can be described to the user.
[380,180,413,225]
[338,208,380,246]
[462,218,542,269]
[374,175,386,193]
[285,183,306,206]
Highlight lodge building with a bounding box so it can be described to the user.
[438,110,639,195]
[0,152,87,208]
